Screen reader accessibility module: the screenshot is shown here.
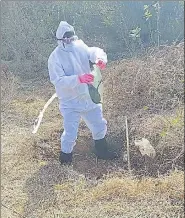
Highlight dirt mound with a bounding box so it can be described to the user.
[101,43,183,133]
[103,42,184,127]
[100,43,184,175]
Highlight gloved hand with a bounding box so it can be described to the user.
[96,59,106,70]
[78,74,94,84]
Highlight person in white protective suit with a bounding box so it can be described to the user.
[48,21,118,165]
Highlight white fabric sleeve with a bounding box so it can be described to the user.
[79,40,107,64]
[88,47,108,64]
[48,59,79,89]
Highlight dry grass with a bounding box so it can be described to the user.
[102,43,184,175]
[1,65,19,115]
[47,170,183,218]
[136,107,184,149]
[1,44,184,218]
[103,43,184,134]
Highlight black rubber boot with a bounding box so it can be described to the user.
[59,152,72,165]
[94,138,118,160]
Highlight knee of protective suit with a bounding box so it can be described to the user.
[60,110,80,153]
[60,108,81,141]
[61,127,78,142]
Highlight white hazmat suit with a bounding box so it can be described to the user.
[48,21,108,155]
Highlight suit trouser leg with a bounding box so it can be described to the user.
[81,105,107,140]
[60,109,81,153]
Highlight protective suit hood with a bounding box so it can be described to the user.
[56,21,75,39]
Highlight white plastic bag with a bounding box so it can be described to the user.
[91,65,104,102]
[134,138,156,158]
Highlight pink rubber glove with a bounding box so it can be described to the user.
[96,60,106,70]
[78,74,94,84]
